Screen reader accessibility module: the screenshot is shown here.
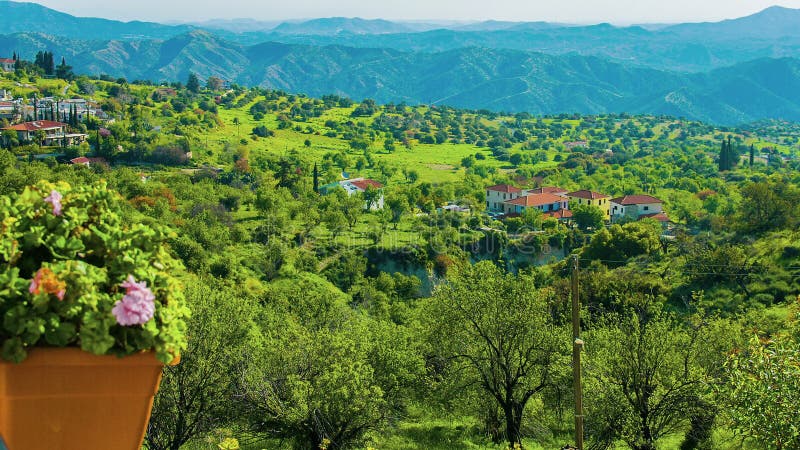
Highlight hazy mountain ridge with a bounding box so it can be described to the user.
[2,1,800,124]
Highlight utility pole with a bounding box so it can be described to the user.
[571,254,584,450]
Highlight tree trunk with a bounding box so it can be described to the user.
[504,402,524,448]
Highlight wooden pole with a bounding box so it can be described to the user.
[571,254,584,450]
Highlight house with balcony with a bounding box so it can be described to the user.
[567,190,611,220]
[486,184,522,212]
[1,121,87,147]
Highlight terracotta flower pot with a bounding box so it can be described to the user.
[0,347,177,450]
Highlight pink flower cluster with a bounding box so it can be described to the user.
[29,267,66,300]
[112,275,156,326]
[44,190,62,216]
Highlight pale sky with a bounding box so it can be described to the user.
[20,0,800,24]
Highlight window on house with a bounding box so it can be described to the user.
[644,206,649,211]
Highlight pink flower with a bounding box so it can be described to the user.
[29,267,67,300]
[44,190,63,216]
[112,275,156,326]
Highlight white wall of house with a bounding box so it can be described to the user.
[611,202,663,219]
[486,189,520,212]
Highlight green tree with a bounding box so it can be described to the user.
[572,204,605,231]
[236,275,421,449]
[186,73,200,94]
[422,262,567,448]
[146,282,258,450]
[723,334,800,450]
[586,309,711,450]
[583,221,662,265]
[385,192,409,229]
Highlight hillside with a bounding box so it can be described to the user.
[4,31,800,124]
[2,70,800,450]
[2,2,800,124]
[0,0,193,40]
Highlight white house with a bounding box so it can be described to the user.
[610,195,664,221]
[486,184,522,212]
[0,58,14,72]
[339,178,385,210]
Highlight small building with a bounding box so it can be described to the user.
[486,184,522,212]
[610,195,663,221]
[0,58,14,72]
[70,156,91,166]
[322,178,385,210]
[567,190,611,220]
[543,208,574,224]
[503,193,568,215]
[0,101,17,120]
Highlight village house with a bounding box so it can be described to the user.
[567,190,611,219]
[69,156,109,168]
[0,58,14,72]
[503,192,569,215]
[610,195,664,221]
[1,120,87,147]
[0,101,18,121]
[321,178,385,210]
[486,184,522,212]
[542,208,574,224]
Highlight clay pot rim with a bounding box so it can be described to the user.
[0,347,180,366]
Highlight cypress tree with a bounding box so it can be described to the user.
[313,162,319,193]
[749,144,755,167]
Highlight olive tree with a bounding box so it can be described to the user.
[422,261,568,448]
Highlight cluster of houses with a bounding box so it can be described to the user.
[486,184,669,226]
[0,93,113,148]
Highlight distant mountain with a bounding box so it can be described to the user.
[3,30,800,124]
[270,17,415,35]
[3,1,800,72]
[0,1,192,40]
[183,18,284,33]
[2,2,800,123]
[663,6,800,41]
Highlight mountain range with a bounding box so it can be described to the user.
[1,1,800,124]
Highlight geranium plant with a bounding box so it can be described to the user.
[0,181,189,363]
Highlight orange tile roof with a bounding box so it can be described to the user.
[568,189,609,200]
[3,120,66,131]
[505,193,565,207]
[349,179,383,190]
[543,209,574,219]
[526,186,568,195]
[487,184,522,193]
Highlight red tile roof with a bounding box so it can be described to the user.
[349,179,383,190]
[568,189,609,200]
[505,193,565,207]
[641,212,670,222]
[610,195,662,205]
[70,157,90,164]
[3,120,66,131]
[487,184,522,193]
[0,58,14,64]
[543,209,574,219]
[526,186,568,195]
